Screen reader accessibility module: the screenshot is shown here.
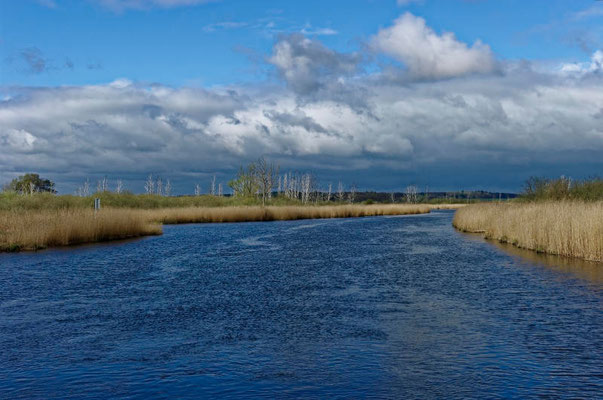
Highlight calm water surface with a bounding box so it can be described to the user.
[1,211,601,399]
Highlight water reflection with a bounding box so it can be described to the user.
[492,239,601,284]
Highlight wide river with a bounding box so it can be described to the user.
[1,211,601,399]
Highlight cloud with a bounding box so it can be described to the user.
[572,3,603,20]
[2,14,602,193]
[268,34,361,94]
[559,50,603,76]
[19,47,49,74]
[203,21,248,32]
[2,62,602,193]
[300,25,338,36]
[371,12,496,79]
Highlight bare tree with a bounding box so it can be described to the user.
[144,174,155,194]
[164,179,172,197]
[76,179,91,197]
[337,181,345,202]
[327,183,332,202]
[210,175,216,196]
[282,174,288,198]
[116,180,124,194]
[97,176,108,193]
[301,173,311,204]
[405,185,418,203]
[218,183,223,197]
[194,183,201,196]
[156,177,163,196]
[391,192,395,203]
[348,184,356,203]
[255,157,279,206]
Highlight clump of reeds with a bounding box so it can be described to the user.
[143,204,430,224]
[427,204,467,210]
[453,201,603,262]
[0,204,429,252]
[0,209,162,251]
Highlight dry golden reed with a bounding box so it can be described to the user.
[427,204,467,210]
[453,201,603,262]
[142,204,430,224]
[0,209,161,251]
[1,204,429,252]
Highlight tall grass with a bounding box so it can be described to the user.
[453,202,603,262]
[0,209,162,251]
[142,204,430,224]
[0,204,429,252]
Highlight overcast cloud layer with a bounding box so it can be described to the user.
[2,13,603,193]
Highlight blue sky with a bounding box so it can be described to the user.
[1,0,602,194]
[2,0,600,86]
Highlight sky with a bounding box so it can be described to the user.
[1,0,602,194]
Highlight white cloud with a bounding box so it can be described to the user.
[2,63,602,192]
[371,12,496,79]
[300,24,338,36]
[268,34,361,94]
[203,21,248,33]
[572,3,603,20]
[560,50,603,76]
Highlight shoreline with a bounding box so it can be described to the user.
[1,204,450,253]
[453,201,603,263]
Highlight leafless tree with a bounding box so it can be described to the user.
[327,183,332,202]
[337,181,345,202]
[210,175,216,196]
[97,176,108,193]
[405,185,418,203]
[82,179,90,196]
[255,157,279,206]
[218,183,223,197]
[144,174,155,194]
[391,192,395,203]
[116,180,124,194]
[348,184,356,203]
[301,173,311,204]
[194,183,201,196]
[282,174,288,198]
[156,177,163,196]
[164,180,171,197]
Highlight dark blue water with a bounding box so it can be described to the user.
[1,211,601,399]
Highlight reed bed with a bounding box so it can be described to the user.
[427,204,467,210]
[0,209,161,251]
[453,201,603,262]
[143,204,430,224]
[1,204,429,252]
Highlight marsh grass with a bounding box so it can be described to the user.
[142,204,430,224]
[453,202,603,262]
[0,204,430,252]
[0,209,162,251]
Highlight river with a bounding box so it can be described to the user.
[1,210,601,398]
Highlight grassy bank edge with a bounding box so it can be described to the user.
[1,204,453,253]
[452,202,603,263]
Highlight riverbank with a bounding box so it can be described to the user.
[453,201,603,262]
[1,204,433,252]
